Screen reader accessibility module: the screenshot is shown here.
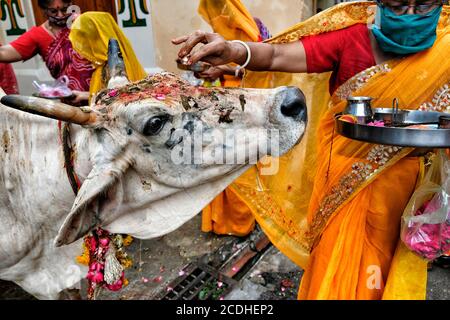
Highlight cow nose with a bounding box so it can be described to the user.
[280,87,307,122]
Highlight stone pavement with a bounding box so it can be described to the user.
[0,213,448,300]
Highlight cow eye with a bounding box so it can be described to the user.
[143,116,167,136]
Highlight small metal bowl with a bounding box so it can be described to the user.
[439,115,450,129]
[344,96,374,124]
[176,58,211,73]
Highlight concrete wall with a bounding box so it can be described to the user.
[150,0,314,73]
[1,1,314,95]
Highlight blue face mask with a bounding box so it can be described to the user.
[372,4,442,55]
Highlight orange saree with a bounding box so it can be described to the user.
[230,2,450,299]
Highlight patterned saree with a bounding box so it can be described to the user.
[45,28,94,92]
[230,2,450,299]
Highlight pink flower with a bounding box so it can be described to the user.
[105,272,125,291]
[178,270,186,277]
[109,89,119,97]
[153,276,163,283]
[89,237,97,252]
[403,199,450,260]
[217,282,223,288]
[142,277,149,283]
[87,268,104,284]
[89,262,104,272]
[99,238,110,247]
[155,94,166,101]
[367,120,385,127]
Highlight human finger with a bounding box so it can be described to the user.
[171,35,189,45]
[177,30,211,59]
[188,40,229,66]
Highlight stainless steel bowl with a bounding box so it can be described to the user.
[344,96,374,124]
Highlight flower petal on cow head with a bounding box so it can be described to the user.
[55,155,132,247]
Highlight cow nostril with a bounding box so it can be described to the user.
[280,87,307,121]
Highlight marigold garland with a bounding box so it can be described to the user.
[76,229,133,300]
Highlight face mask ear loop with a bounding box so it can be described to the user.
[368,4,381,30]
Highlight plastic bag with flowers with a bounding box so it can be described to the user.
[401,150,450,261]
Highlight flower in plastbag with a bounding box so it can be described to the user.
[404,197,450,260]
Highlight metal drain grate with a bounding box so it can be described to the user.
[157,263,237,300]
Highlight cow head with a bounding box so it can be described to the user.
[0,42,307,247]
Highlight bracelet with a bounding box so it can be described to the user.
[230,40,251,78]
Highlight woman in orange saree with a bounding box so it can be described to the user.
[174,1,450,299]
[242,2,450,299]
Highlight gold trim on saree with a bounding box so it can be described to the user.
[266,2,375,44]
[334,63,392,101]
[419,82,450,112]
[304,145,414,249]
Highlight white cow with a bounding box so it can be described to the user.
[0,49,306,300]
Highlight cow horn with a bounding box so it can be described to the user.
[0,95,97,125]
[106,38,129,88]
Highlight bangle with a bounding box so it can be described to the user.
[230,40,251,78]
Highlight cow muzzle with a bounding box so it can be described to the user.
[279,86,307,123]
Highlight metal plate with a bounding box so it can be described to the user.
[336,110,450,148]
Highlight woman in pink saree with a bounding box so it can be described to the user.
[0,0,93,104]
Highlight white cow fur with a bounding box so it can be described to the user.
[0,77,306,299]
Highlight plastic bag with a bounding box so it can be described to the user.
[33,76,72,98]
[401,150,450,260]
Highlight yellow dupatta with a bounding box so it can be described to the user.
[69,12,147,96]
[231,0,376,268]
[230,2,450,299]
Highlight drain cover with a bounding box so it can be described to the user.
[156,263,237,300]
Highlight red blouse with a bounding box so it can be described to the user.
[0,44,18,94]
[301,24,376,95]
[10,26,54,60]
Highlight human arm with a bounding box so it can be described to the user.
[63,90,90,105]
[0,45,23,63]
[172,31,307,74]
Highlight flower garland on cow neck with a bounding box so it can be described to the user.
[76,230,133,300]
[60,122,134,299]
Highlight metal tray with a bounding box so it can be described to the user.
[336,110,450,148]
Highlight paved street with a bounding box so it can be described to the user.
[0,213,448,300]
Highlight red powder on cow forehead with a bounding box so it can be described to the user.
[94,73,227,108]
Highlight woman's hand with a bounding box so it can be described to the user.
[196,65,237,81]
[172,31,245,67]
[64,90,90,105]
[172,30,308,74]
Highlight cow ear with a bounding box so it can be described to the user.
[54,162,129,247]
